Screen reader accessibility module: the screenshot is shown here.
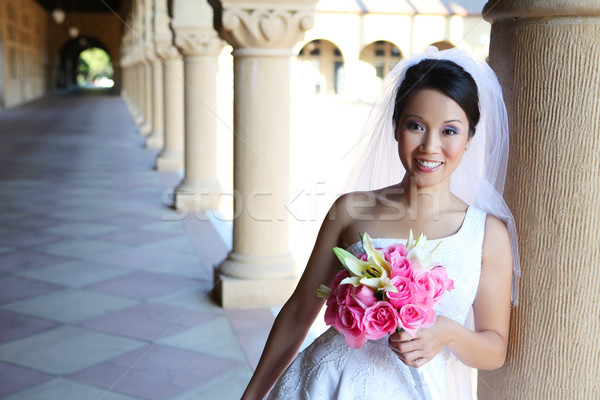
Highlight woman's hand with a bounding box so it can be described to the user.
[388,316,455,368]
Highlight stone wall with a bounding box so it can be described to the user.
[0,0,48,108]
[46,12,123,92]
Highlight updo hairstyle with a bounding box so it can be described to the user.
[392,59,480,137]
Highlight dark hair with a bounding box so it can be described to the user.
[392,59,480,137]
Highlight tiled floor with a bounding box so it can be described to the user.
[0,90,275,399]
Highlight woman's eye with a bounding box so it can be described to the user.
[407,122,423,131]
[442,128,458,136]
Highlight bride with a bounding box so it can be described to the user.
[242,47,520,400]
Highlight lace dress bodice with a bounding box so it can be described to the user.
[268,206,487,400]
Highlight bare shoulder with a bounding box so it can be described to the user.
[482,214,512,271]
[316,192,357,244]
[330,190,377,218]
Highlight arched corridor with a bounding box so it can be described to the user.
[0,90,272,399]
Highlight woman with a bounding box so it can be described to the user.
[242,48,520,399]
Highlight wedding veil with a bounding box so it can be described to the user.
[343,47,520,305]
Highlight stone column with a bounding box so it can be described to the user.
[120,56,132,109]
[130,62,141,119]
[479,1,600,399]
[134,55,146,126]
[146,0,173,150]
[139,0,155,135]
[155,44,185,171]
[172,19,224,210]
[133,55,146,126]
[213,1,317,307]
[126,56,139,119]
[139,56,154,135]
[145,58,165,149]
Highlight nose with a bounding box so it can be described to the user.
[420,131,440,153]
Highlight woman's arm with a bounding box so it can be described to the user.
[241,195,351,400]
[389,214,513,370]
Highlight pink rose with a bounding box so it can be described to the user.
[337,283,377,309]
[386,276,416,309]
[336,304,367,348]
[357,252,368,261]
[336,282,353,306]
[412,271,436,308]
[429,267,454,305]
[383,243,407,262]
[430,267,454,291]
[363,301,399,340]
[352,285,377,308]
[398,304,435,337]
[390,256,413,279]
[329,270,350,295]
[324,296,339,326]
[324,270,349,326]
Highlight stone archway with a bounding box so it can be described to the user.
[297,39,345,95]
[359,40,403,80]
[57,36,113,90]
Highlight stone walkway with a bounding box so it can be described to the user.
[0,90,274,399]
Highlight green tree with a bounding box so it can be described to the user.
[77,47,113,83]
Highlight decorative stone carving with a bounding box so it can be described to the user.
[156,43,182,61]
[220,7,315,49]
[173,21,224,57]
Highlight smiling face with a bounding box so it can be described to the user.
[396,88,471,189]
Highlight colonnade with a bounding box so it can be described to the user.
[120,0,318,309]
[120,1,600,397]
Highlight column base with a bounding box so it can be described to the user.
[134,113,145,125]
[219,250,296,280]
[139,121,152,135]
[213,269,298,308]
[156,150,184,171]
[174,179,220,211]
[145,130,164,149]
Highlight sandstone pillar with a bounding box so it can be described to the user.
[479,1,600,399]
[139,57,154,135]
[146,0,173,150]
[120,57,132,110]
[139,0,154,135]
[134,57,146,126]
[155,45,185,171]
[213,1,317,307]
[145,58,165,149]
[172,15,224,210]
[129,63,140,119]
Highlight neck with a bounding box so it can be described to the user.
[396,176,455,221]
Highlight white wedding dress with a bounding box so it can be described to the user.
[267,206,487,400]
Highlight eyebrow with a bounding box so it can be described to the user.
[406,114,464,124]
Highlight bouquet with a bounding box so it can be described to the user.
[316,231,454,349]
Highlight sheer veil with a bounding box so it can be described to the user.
[343,46,520,305]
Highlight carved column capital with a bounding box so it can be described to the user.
[156,43,182,61]
[132,46,144,65]
[172,21,224,57]
[145,48,158,63]
[219,6,315,50]
[483,0,600,21]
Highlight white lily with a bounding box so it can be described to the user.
[361,232,390,273]
[405,229,442,271]
[333,234,397,293]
